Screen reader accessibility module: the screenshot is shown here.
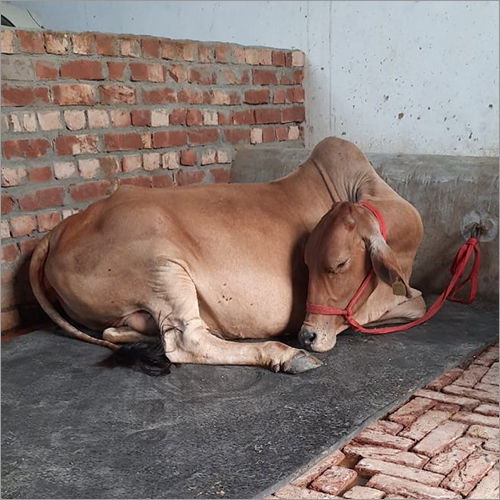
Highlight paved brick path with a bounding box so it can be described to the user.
[267,343,499,499]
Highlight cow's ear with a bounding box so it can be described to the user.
[367,236,411,298]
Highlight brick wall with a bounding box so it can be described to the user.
[0,28,306,333]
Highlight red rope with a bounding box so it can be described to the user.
[306,202,479,335]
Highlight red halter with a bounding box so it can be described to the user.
[306,201,479,335]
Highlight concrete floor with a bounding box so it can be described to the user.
[2,300,498,499]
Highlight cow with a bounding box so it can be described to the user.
[29,137,426,374]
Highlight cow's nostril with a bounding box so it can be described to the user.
[298,328,317,349]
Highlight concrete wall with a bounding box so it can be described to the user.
[13,1,500,156]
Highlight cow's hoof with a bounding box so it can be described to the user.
[283,351,323,374]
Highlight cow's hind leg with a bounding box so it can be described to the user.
[145,260,323,374]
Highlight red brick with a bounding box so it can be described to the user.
[151,175,174,188]
[152,130,187,148]
[255,108,281,124]
[273,89,286,104]
[141,88,176,104]
[424,436,483,475]
[442,450,497,496]
[399,409,454,441]
[342,443,428,469]
[161,41,195,61]
[1,30,14,54]
[233,109,255,125]
[17,31,44,53]
[120,176,151,188]
[2,268,16,286]
[131,110,151,127]
[244,88,269,104]
[188,129,219,146]
[37,212,61,232]
[53,84,95,105]
[272,50,286,67]
[481,362,499,385]
[177,88,206,105]
[355,458,444,486]
[222,68,250,85]
[99,85,136,105]
[209,90,240,105]
[34,60,58,80]
[130,63,165,82]
[468,467,499,499]
[275,125,289,141]
[310,466,357,496]
[55,134,98,156]
[454,365,490,387]
[218,111,232,126]
[96,34,115,56]
[60,60,103,80]
[282,106,305,123]
[367,474,461,499]
[451,411,499,427]
[2,195,13,214]
[3,139,51,160]
[2,86,50,107]
[107,62,127,81]
[28,166,52,183]
[483,439,499,451]
[141,38,160,59]
[388,397,436,426]
[415,388,480,409]
[425,367,464,391]
[474,404,499,417]
[412,421,468,457]
[104,132,143,152]
[176,169,205,186]
[143,152,161,171]
[70,181,111,202]
[209,168,230,183]
[10,215,37,237]
[198,44,213,63]
[215,44,228,63]
[253,69,278,85]
[180,149,197,166]
[343,486,384,499]
[474,345,499,366]
[168,64,187,83]
[293,69,304,84]
[262,127,276,142]
[44,32,69,54]
[365,420,404,435]
[232,46,246,64]
[119,37,141,57]
[169,108,187,126]
[18,187,65,211]
[274,485,339,499]
[110,110,131,128]
[186,109,202,127]
[286,87,305,103]
[71,33,95,55]
[188,67,216,85]
[223,128,250,144]
[1,244,19,263]
[353,429,414,451]
[443,384,498,404]
[467,424,499,440]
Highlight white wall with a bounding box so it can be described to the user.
[12,1,499,156]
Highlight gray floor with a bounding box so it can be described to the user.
[2,300,498,499]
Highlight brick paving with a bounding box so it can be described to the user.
[267,343,499,499]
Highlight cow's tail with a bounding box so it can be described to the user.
[111,341,172,376]
[29,234,120,351]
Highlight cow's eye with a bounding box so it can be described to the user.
[327,259,350,274]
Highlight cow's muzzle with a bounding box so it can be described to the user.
[298,326,317,351]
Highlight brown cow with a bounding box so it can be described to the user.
[29,137,425,374]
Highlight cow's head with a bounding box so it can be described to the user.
[299,201,422,352]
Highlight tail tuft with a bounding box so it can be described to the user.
[112,341,171,376]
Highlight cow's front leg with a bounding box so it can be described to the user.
[166,320,323,373]
[145,259,323,374]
